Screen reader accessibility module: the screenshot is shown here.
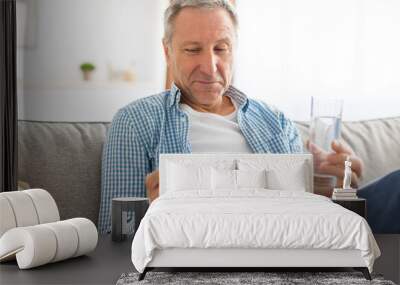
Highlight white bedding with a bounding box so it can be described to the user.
[131,190,380,273]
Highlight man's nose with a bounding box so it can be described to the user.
[199,50,218,76]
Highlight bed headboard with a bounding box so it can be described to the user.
[159,153,313,194]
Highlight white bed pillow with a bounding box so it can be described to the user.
[237,169,268,189]
[211,168,236,190]
[166,162,212,192]
[266,167,307,191]
[237,158,309,191]
[211,168,268,191]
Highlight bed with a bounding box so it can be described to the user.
[131,154,380,280]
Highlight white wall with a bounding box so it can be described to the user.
[235,0,400,121]
[18,0,400,122]
[18,0,168,121]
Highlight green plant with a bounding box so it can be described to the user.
[80,62,95,72]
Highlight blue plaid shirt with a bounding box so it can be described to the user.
[98,84,303,233]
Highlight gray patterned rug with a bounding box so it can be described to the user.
[116,271,396,285]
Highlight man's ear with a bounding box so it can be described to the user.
[162,39,171,66]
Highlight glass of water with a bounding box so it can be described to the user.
[309,96,343,152]
[309,96,343,195]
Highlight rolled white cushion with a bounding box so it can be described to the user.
[0,226,57,269]
[0,218,98,269]
[65,218,98,257]
[42,221,79,262]
[0,189,59,239]
[0,196,17,237]
[0,191,39,227]
[24,189,60,223]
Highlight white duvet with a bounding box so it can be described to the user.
[131,190,380,273]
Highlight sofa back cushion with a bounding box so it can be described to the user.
[18,121,110,224]
[295,117,400,186]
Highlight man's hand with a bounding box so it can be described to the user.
[307,139,363,188]
[145,170,160,203]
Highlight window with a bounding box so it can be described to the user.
[235,0,400,121]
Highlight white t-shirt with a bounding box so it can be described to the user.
[180,97,253,153]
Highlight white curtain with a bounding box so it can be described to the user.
[235,0,400,121]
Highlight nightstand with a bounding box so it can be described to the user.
[112,197,149,242]
[332,198,367,218]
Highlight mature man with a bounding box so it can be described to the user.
[98,0,362,234]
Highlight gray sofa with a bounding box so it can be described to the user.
[18,117,400,225]
[17,117,400,283]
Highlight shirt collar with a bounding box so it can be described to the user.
[226,85,249,111]
[168,82,182,108]
[168,82,249,111]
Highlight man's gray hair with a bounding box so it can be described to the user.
[163,0,238,45]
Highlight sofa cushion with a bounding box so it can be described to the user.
[18,121,110,225]
[295,117,400,186]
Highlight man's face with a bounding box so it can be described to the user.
[164,7,236,106]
